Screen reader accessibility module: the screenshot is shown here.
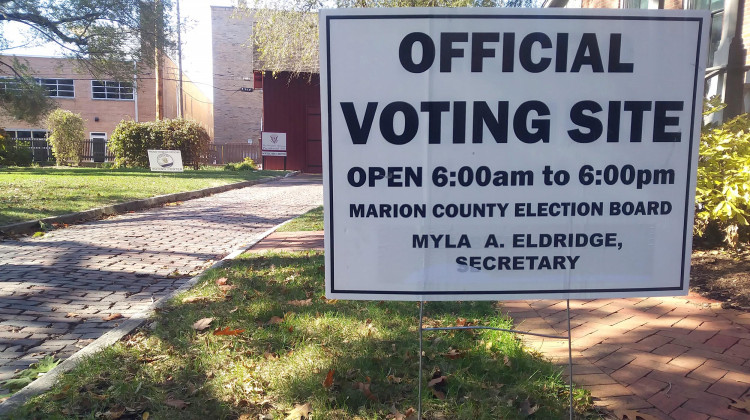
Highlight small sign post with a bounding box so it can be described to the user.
[261,132,288,169]
[147,150,184,172]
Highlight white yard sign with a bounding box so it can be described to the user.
[320,8,709,300]
[147,149,184,172]
[262,132,288,156]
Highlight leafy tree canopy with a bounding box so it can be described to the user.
[0,0,174,123]
[244,0,537,78]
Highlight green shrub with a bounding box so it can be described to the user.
[47,109,85,166]
[223,157,257,171]
[695,112,750,246]
[109,119,210,169]
[0,131,33,166]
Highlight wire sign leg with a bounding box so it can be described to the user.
[418,301,424,420]
[567,299,574,420]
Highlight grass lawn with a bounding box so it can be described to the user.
[276,206,324,232]
[9,251,597,420]
[0,167,287,226]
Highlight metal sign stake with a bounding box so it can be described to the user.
[416,300,575,420]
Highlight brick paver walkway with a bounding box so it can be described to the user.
[249,231,750,419]
[0,174,322,388]
[506,298,750,420]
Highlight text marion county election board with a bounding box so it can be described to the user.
[320,9,709,301]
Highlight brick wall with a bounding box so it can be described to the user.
[211,6,263,148]
[0,55,156,138]
[0,54,212,140]
[581,0,619,8]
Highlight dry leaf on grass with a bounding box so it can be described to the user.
[323,369,335,388]
[455,318,468,327]
[730,398,750,412]
[352,381,378,401]
[388,405,417,420]
[267,316,284,325]
[444,348,462,359]
[387,374,402,384]
[164,398,189,409]
[215,277,229,286]
[102,313,123,321]
[191,317,213,331]
[213,327,245,336]
[101,406,125,419]
[218,284,236,293]
[614,409,662,420]
[427,372,447,400]
[142,412,150,420]
[503,355,512,367]
[285,402,312,420]
[288,298,312,306]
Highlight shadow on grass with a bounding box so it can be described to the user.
[9,252,596,420]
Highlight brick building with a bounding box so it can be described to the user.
[545,0,749,120]
[211,6,263,148]
[0,54,213,141]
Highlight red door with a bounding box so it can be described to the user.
[305,107,322,173]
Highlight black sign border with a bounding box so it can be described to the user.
[325,12,704,296]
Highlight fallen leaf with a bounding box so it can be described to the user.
[387,374,402,384]
[323,369,335,388]
[215,277,229,286]
[519,399,539,417]
[181,296,208,303]
[730,398,750,412]
[614,409,662,420]
[218,284,237,293]
[213,327,245,336]
[455,317,468,327]
[389,405,416,420]
[285,402,312,420]
[65,313,78,318]
[427,371,447,400]
[264,352,279,360]
[444,348,462,359]
[352,381,378,401]
[427,375,447,388]
[164,398,189,409]
[229,307,239,313]
[288,298,312,306]
[102,313,123,321]
[142,413,150,420]
[503,355,512,367]
[191,317,213,331]
[267,316,284,325]
[102,406,126,419]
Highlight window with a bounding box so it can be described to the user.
[689,0,724,66]
[6,129,48,139]
[91,80,134,100]
[38,78,74,98]
[0,77,74,97]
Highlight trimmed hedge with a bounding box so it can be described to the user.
[109,119,210,168]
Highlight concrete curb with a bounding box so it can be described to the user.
[0,171,300,238]
[0,217,297,415]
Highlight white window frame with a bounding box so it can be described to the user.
[91,80,134,101]
[36,78,75,98]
